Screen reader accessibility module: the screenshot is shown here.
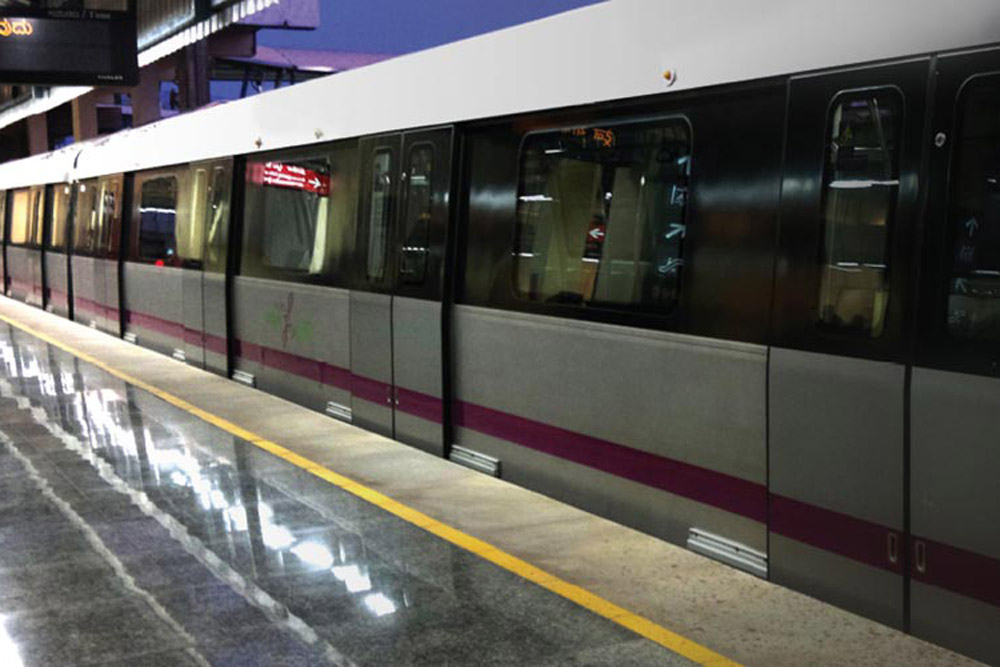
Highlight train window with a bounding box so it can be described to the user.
[9,187,44,247]
[0,190,5,243]
[73,179,99,255]
[49,184,73,251]
[242,148,358,285]
[399,144,433,284]
[945,76,1000,342]
[366,149,393,282]
[513,119,691,313]
[137,176,179,263]
[199,162,232,274]
[816,89,902,338]
[97,176,121,256]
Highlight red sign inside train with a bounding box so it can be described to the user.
[254,161,330,196]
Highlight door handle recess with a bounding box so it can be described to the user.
[887,532,899,565]
[914,540,927,574]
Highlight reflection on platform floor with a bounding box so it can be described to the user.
[0,324,692,666]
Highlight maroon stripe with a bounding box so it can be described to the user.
[203,331,228,356]
[262,345,321,382]
[770,494,902,573]
[76,296,118,320]
[454,400,767,522]
[351,373,388,406]
[398,386,443,424]
[235,339,263,363]
[321,363,352,392]
[126,310,184,342]
[914,537,1000,608]
[47,287,69,307]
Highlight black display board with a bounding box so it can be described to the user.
[0,5,137,85]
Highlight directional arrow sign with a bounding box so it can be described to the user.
[252,161,330,196]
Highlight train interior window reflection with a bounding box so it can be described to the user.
[399,145,433,284]
[138,176,179,263]
[946,77,1000,342]
[29,187,44,246]
[367,149,392,282]
[73,179,99,254]
[9,189,31,245]
[204,165,232,273]
[49,185,72,251]
[97,178,120,255]
[513,119,691,312]
[242,154,340,282]
[817,89,902,338]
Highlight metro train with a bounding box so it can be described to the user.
[1,1,999,663]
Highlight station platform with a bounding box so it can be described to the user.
[0,296,982,667]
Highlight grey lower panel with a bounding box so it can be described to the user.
[71,256,97,327]
[457,426,765,552]
[44,252,70,317]
[769,534,903,629]
[395,412,441,457]
[392,296,443,455]
[232,277,352,421]
[453,305,767,484]
[769,347,904,528]
[6,246,42,306]
[350,290,393,439]
[911,581,1000,666]
[203,273,227,376]
[911,367,1000,560]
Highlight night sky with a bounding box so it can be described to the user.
[257,0,605,55]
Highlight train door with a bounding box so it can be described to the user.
[768,60,928,628]
[350,128,452,454]
[909,49,1000,665]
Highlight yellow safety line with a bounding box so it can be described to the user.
[0,307,740,667]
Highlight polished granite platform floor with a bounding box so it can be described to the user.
[0,324,695,667]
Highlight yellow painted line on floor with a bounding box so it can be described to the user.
[0,306,740,667]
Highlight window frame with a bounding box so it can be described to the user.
[46,183,74,253]
[508,113,694,322]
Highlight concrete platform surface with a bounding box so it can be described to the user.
[0,296,984,667]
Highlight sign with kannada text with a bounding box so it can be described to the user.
[0,8,137,85]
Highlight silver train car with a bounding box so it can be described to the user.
[1,1,999,662]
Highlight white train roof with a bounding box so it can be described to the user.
[2,0,1000,189]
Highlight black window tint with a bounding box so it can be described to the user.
[817,89,902,338]
[399,144,434,284]
[73,179,99,254]
[49,184,72,251]
[138,176,178,263]
[366,149,392,282]
[946,76,1000,342]
[514,119,691,313]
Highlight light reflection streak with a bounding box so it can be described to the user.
[0,615,24,667]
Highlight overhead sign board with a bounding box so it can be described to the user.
[0,7,137,85]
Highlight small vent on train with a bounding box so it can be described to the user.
[687,528,767,578]
[325,401,353,423]
[123,332,138,344]
[172,348,186,362]
[450,445,501,478]
[232,370,256,387]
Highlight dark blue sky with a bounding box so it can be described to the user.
[258,0,604,55]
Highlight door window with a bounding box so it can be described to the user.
[816,89,902,337]
[944,76,1000,342]
[366,149,393,282]
[398,144,434,285]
